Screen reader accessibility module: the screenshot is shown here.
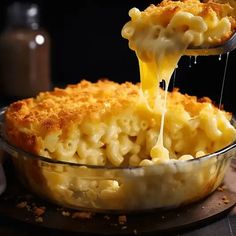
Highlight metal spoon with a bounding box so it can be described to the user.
[185,32,236,56]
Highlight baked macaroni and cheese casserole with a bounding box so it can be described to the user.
[5,80,236,166]
[1,0,236,211]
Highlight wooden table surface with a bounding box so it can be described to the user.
[0,209,236,236]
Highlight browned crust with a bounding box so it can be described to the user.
[156,0,233,18]
[6,80,139,125]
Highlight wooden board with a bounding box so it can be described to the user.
[0,163,236,235]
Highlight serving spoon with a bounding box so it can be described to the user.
[185,32,236,56]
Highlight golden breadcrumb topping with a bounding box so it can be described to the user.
[144,0,236,42]
[6,80,138,130]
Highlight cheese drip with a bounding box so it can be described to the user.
[122,7,210,162]
[138,38,188,162]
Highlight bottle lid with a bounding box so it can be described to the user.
[6,2,39,29]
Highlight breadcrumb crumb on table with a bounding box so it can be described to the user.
[16,201,28,209]
[217,187,224,192]
[118,215,127,225]
[35,216,43,223]
[104,215,111,220]
[72,211,93,219]
[222,195,230,204]
[62,211,71,217]
[217,185,227,192]
[33,207,46,217]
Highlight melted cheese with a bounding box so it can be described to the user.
[136,15,193,162]
[122,0,234,163]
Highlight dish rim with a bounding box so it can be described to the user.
[0,106,236,170]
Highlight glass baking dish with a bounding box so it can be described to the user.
[0,106,236,212]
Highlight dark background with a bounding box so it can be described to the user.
[0,0,236,113]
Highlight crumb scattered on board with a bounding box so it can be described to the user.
[104,215,110,220]
[62,211,71,217]
[217,185,227,192]
[33,206,46,217]
[16,201,28,209]
[16,201,46,222]
[222,195,230,204]
[118,215,127,225]
[35,216,43,223]
[72,211,93,219]
[15,198,94,223]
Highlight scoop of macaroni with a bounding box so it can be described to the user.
[5,80,236,167]
[122,0,235,59]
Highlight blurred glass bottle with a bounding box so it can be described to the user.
[0,2,51,100]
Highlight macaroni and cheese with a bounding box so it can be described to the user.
[3,0,236,211]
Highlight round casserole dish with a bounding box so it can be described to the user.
[0,107,236,213]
